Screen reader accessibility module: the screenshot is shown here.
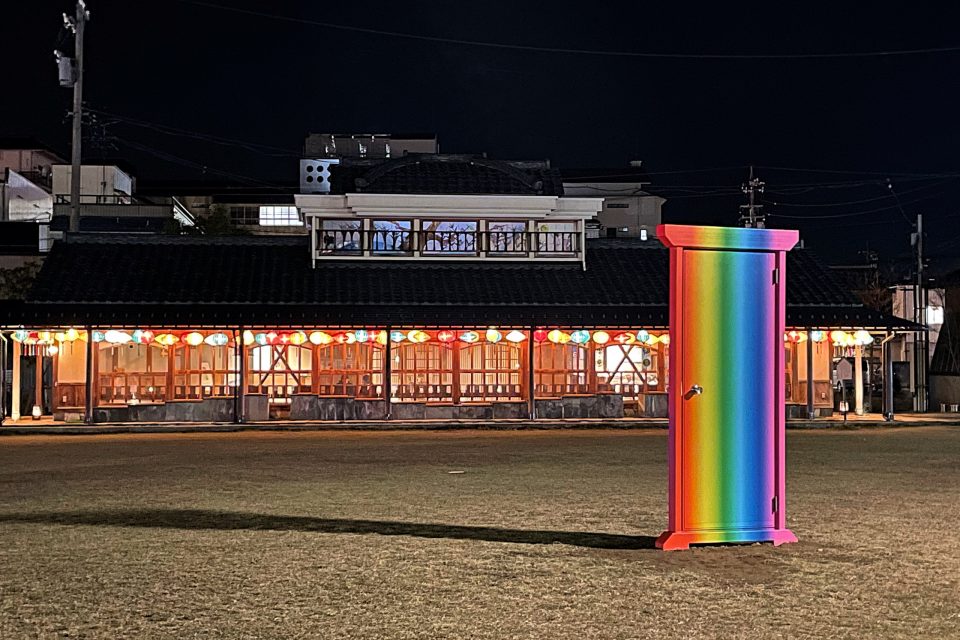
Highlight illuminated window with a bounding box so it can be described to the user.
[488,221,527,254]
[927,305,944,325]
[258,206,301,226]
[535,221,578,254]
[318,219,362,254]
[372,220,413,254]
[422,220,477,254]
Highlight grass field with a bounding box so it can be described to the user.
[0,427,958,639]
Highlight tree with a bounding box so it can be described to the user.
[0,260,42,300]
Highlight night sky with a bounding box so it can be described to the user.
[5,1,960,265]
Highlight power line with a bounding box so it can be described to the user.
[175,0,960,60]
[766,181,957,219]
[766,179,954,208]
[87,107,300,157]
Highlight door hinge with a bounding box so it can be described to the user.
[771,496,779,513]
[772,268,780,285]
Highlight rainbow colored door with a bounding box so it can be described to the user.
[656,224,799,550]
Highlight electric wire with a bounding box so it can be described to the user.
[175,0,960,60]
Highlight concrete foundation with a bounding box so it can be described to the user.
[91,397,236,423]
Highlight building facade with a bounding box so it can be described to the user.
[0,155,915,424]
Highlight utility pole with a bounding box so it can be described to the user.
[59,1,90,233]
[913,213,928,411]
[739,165,765,228]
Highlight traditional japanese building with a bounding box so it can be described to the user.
[0,155,916,424]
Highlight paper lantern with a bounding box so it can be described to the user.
[547,330,570,344]
[105,330,133,345]
[205,332,230,346]
[592,331,610,345]
[288,331,308,345]
[810,330,827,343]
[485,329,502,343]
[132,330,154,344]
[390,331,406,343]
[636,329,650,344]
[46,345,59,355]
[92,331,106,343]
[54,332,67,342]
[354,329,369,343]
[38,331,53,344]
[183,331,205,347]
[154,333,179,346]
[11,330,28,342]
[830,330,847,344]
[375,331,388,345]
[459,331,480,344]
[437,330,456,343]
[658,334,670,346]
[645,334,661,345]
[65,328,81,342]
[505,330,527,343]
[614,332,636,345]
[309,331,333,345]
[240,330,254,345]
[570,330,590,344]
[406,330,429,344]
[336,332,357,344]
[854,330,874,345]
[533,329,548,343]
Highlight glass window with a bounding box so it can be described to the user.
[535,221,578,254]
[422,220,478,254]
[371,220,413,254]
[258,206,301,226]
[318,219,362,254]
[488,221,527,254]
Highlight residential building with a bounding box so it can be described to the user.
[562,162,663,240]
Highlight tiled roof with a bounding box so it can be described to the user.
[8,235,915,329]
[329,155,564,196]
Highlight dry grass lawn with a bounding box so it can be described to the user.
[0,427,958,639]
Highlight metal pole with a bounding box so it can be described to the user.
[0,333,7,421]
[854,343,864,416]
[915,212,927,411]
[805,329,815,419]
[69,1,89,233]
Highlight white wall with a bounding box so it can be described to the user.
[3,170,53,221]
[52,165,134,202]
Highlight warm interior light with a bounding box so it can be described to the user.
[154,333,179,346]
[485,329,502,343]
[533,329,548,343]
[204,332,230,346]
[104,330,133,345]
[592,331,610,345]
[437,330,456,343]
[505,330,526,343]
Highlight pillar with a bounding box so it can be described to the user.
[84,326,94,423]
[384,325,392,419]
[806,329,815,419]
[12,339,21,421]
[854,343,864,415]
[527,326,536,420]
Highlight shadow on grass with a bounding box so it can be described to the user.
[0,509,657,550]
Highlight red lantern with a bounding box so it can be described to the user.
[437,330,456,343]
[533,329,548,343]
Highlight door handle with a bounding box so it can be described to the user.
[684,384,703,400]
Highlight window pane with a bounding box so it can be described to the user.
[422,220,477,254]
[258,206,301,226]
[318,219,362,254]
[488,221,527,253]
[536,221,577,254]
[372,220,412,254]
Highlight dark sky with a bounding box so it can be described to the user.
[5,1,960,265]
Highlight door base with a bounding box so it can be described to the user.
[656,528,798,551]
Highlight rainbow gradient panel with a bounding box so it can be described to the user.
[656,225,799,550]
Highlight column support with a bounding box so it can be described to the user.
[384,325,392,419]
[237,326,247,423]
[854,343,865,415]
[12,338,21,421]
[527,326,536,420]
[84,326,94,423]
[806,328,815,419]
